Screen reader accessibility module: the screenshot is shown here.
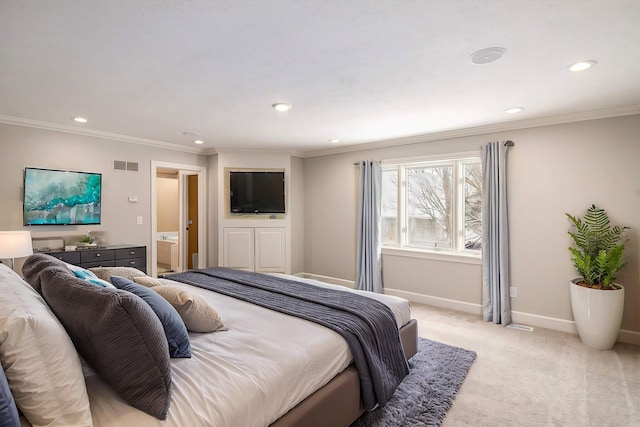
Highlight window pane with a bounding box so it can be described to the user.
[464,162,482,250]
[406,166,453,248]
[381,169,399,245]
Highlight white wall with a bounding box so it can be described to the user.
[303,115,640,334]
[0,124,208,268]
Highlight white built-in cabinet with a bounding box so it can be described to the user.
[223,227,286,272]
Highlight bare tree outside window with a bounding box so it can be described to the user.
[381,169,398,245]
[464,163,482,250]
[406,166,453,248]
[381,156,482,255]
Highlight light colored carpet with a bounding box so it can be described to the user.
[410,303,640,427]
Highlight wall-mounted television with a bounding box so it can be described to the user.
[23,167,102,225]
[229,171,285,214]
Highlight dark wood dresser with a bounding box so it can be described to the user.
[42,245,147,273]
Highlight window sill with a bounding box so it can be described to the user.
[381,247,482,265]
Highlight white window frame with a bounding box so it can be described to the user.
[381,152,481,264]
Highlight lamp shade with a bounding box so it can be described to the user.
[0,231,34,259]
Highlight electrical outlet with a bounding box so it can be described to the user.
[509,287,517,298]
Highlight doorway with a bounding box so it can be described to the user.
[150,161,207,278]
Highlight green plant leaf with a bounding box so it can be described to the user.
[566,205,629,287]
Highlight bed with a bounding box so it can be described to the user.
[1,256,417,427]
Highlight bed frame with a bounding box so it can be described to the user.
[270,319,418,427]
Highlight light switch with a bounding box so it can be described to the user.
[136,216,143,225]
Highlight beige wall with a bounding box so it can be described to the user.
[0,124,208,267]
[156,176,179,232]
[207,154,219,267]
[303,115,640,333]
[290,155,305,274]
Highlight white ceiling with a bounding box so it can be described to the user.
[1,0,639,155]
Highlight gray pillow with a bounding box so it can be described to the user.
[35,260,172,420]
[22,253,73,294]
[111,276,191,359]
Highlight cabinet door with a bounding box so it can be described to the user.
[223,228,255,270]
[255,228,285,272]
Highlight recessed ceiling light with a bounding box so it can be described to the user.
[72,117,88,123]
[470,47,506,65]
[272,103,292,112]
[504,107,524,114]
[569,60,597,72]
[194,140,204,145]
[329,139,340,144]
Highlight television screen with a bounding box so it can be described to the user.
[23,167,102,225]
[230,171,285,214]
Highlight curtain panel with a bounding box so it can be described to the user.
[481,142,511,325]
[356,160,383,293]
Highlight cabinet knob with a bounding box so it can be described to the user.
[130,251,135,255]
[96,253,101,257]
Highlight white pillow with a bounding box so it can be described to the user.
[0,263,93,427]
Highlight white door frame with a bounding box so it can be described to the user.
[150,161,207,278]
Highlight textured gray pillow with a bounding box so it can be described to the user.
[22,253,73,294]
[35,259,172,420]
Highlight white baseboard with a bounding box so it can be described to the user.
[382,288,483,315]
[297,275,640,347]
[386,288,640,347]
[293,272,355,288]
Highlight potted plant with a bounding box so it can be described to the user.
[78,231,96,247]
[566,204,629,350]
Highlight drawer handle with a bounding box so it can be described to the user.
[96,253,101,257]
[130,261,135,265]
[130,251,135,255]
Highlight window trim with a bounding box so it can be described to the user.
[381,151,482,260]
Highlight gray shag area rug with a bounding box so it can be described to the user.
[352,337,477,427]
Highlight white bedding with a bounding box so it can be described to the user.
[62,275,411,427]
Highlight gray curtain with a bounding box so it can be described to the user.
[481,142,511,325]
[356,160,383,293]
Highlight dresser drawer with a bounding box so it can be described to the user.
[80,250,116,264]
[115,247,146,260]
[82,260,117,269]
[116,257,146,271]
[46,251,81,265]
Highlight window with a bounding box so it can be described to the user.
[381,154,482,256]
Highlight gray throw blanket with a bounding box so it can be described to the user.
[167,268,409,410]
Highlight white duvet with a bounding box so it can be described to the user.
[71,276,410,427]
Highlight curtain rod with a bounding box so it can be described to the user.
[353,141,514,166]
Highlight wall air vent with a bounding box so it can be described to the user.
[113,160,139,172]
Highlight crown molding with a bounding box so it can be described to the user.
[213,146,306,158]
[2,104,639,158]
[0,115,206,155]
[299,104,640,158]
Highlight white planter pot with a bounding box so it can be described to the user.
[569,278,624,350]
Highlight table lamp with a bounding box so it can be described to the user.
[0,231,34,271]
